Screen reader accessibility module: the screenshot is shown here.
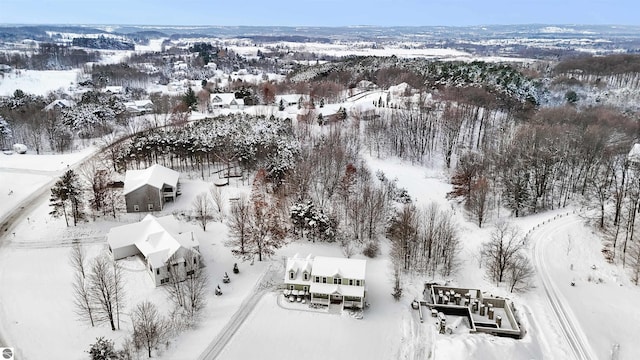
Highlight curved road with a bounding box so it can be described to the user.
[529,214,596,360]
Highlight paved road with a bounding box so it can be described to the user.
[197,264,282,360]
[529,214,596,360]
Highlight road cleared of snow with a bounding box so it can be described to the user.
[529,214,597,360]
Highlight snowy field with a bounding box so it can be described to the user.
[0,69,80,96]
[0,147,96,222]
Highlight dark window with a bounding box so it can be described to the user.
[322,277,327,284]
[156,269,159,275]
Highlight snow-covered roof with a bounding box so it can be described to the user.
[284,254,314,284]
[103,86,123,94]
[311,256,366,280]
[124,100,154,113]
[123,164,179,195]
[628,144,640,163]
[276,94,305,104]
[210,93,237,104]
[44,99,75,111]
[107,214,199,268]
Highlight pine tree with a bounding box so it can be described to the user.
[183,87,198,111]
[278,99,285,111]
[50,169,85,226]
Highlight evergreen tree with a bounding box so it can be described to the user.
[50,169,84,226]
[278,99,285,111]
[319,98,325,108]
[183,87,198,111]
[87,337,120,360]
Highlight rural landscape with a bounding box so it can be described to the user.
[1,21,640,360]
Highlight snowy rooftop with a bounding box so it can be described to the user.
[311,256,366,280]
[210,93,237,104]
[284,253,313,284]
[123,164,179,195]
[107,214,199,268]
[44,99,75,111]
[628,143,640,163]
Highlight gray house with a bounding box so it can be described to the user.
[123,164,179,213]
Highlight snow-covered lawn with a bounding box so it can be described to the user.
[0,147,97,221]
[0,69,79,96]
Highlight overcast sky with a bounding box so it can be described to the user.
[1,0,638,27]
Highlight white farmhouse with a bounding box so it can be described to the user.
[107,214,200,286]
[210,93,244,109]
[284,254,367,309]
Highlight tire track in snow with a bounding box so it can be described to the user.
[529,214,596,360]
[197,264,281,360]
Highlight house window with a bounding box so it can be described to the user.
[148,204,154,211]
[322,277,327,284]
[156,269,160,275]
[194,258,197,264]
[290,271,295,280]
[304,273,308,281]
[184,262,186,267]
[186,270,195,276]
[290,285,294,290]
[161,278,169,284]
[356,280,361,286]
[315,276,319,283]
[349,279,353,286]
[303,286,308,292]
[133,205,140,212]
[333,278,342,285]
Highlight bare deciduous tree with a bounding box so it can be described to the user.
[227,194,251,259]
[481,221,528,285]
[192,192,214,231]
[70,244,94,326]
[132,301,169,358]
[88,255,119,331]
[209,185,225,220]
[507,253,535,292]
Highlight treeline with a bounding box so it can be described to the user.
[555,54,640,76]
[289,56,541,106]
[72,36,134,50]
[0,43,99,70]
[111,114,299,182]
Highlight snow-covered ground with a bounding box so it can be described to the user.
[0,147,96,221]
[0,69,79,96]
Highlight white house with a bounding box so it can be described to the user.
[275,94,307,108]
[103,86,124,94]
[284,254,367,309]
[124,100,154,114]
[44,99,76,112]
[284,254,314,294]
[123,164,179,213]
[210,93,244,109]
[107,214,200,286]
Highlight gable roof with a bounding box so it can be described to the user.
[107,214,199,268]
[311,256,366,280]
[123,164,179,195]
[284,254,314,284]
[629,143,640,163]
[210,93,237,104]
[275,94,306,105]
[44,99,75,111]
